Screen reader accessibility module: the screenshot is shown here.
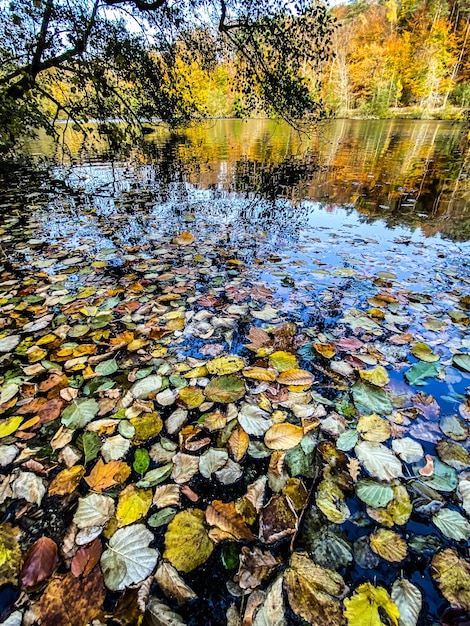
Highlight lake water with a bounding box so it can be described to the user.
[0,119,470,625]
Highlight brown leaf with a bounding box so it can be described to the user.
[412,392,440,420]
[20,536,58,588]
[37,397,64,425]
[84,459,131,492]
[155,560,197,606]
[246,327,272,350]
[39,373,69,394]
[71,538,102,578]
[277,369,314,387]
[35,568,105,626]
[206,500,256,541]
[419,454,434,476]
[259,494,298,544]
[234,546,279,590]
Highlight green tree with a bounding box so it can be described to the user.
[0,0,333,153]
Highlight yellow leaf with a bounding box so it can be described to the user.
[264,423,304,450]
[206,355,245,376]
[80,306,99,317]
[163,509,214,573]
[130,412,163,442]
[357,414,391,443]
[242,367,277,382]
[268,351,298,372]
[313,343,336,359]
[277,368,314,387]
[344,582,399,626]
[177,386,205,408]
[115,485,152,527]
[228,425,249,462]
[431,549,470,610]
[48,465,86,497]
[183,365,208,379]
[359,366,390,387]
[370,529,407,562]
[0,415,23,438]
[0,523,22,587]
[174,231,194,245]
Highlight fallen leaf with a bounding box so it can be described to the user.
[163,509,214,573]
[206,500,255,541]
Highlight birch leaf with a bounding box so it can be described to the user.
[355,441,403,481]
[73,493,115,528]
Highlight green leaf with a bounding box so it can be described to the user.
[413,458,457,492]
[133,449,150,475]
[148,507,177,528]
[95,359,118,375]
[204,375,245,403]
[432,508,470,541]
[352,381,393,415]
[453,353,470,373]
[404,361,439,385]
[356,479,394,508]
[336,429,358,451]
[61,398,99,429]
[81,431,102,464]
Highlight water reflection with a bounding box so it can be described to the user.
[6,118,470,241]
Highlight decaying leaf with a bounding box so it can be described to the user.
[155,560,197,606]
[431,549,470,610]
[234,546,278,590]
[20,537,58,588]
[283,552,346,625]
[0,523,22,587]
[206,500,255,541]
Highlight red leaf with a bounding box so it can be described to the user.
[71,538,102,578]
[20,536,58,588]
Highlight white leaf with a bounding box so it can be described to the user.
[251,305,278,321]
[355,441,403,482]
[199,448,228,478]
[101,524,159,591]
[392,438,424,463]
[145,597,186,626]
[215,459,243,485]
[0,335,20,353]
[101,434,131,462]
[0,383,19,405]
[73,493,115,528]
[238,403,273,436]
[391,578,422,626]
[459,474,470,516]
[130,375,163,399]
[0,445,18,467]
[11,472,46,506]
[253,575,286,626]
[166,408,188,435]
[432,508,470,541]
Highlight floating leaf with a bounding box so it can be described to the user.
[163,509,214,573]
[206,500,255,541]
[392,438,424,463]
[20,537,58,588]
[268,351,298,372]
[116,485,152,527]
[283,552,346,625]
[0,416,23,439]
[234,546,278,590]
[391,578,422,626]
[199,448,228,478]
[206,355,245,375]
[260,494,298,544]
[355,441,403,481]
[0,335,20,352]
[436,439,470,471]
[155,560,197,606]
[73,493,115,528]
[359,366,390,387]
[431,549,470,610]
[432,508,470,541]
[81,431,102,464]
[336,429,359,451]
[405,361,439,385]
[145,597,185,625]
[61,399,99,429]
[313,342,336,359]
[204,375,245,403]
[177,386,205,408]
[174,231,194,245]
[133,448,150,474]
[352,381,393,415]
[344,582,399,626]
[411,343,439,362]
[252,575,286,626]
[370,529,407,562]
[130,412,163,442]
[316,479,350,523]
[367,484,412,527]
[85,459,130,492]
[228,425,249,461]
[100,524,158,591]
[95,359,118,376]
[356,479,394,508]
[357,414,391,442]
[452,353,470,373]
[277,368,314,387]
[0,523,22,587]
[48,465,85,496]
[238,403,273,436]
[130,375,163,399]
[264,423,304,450]
[413,457,457,492]
[242,366,277,382]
